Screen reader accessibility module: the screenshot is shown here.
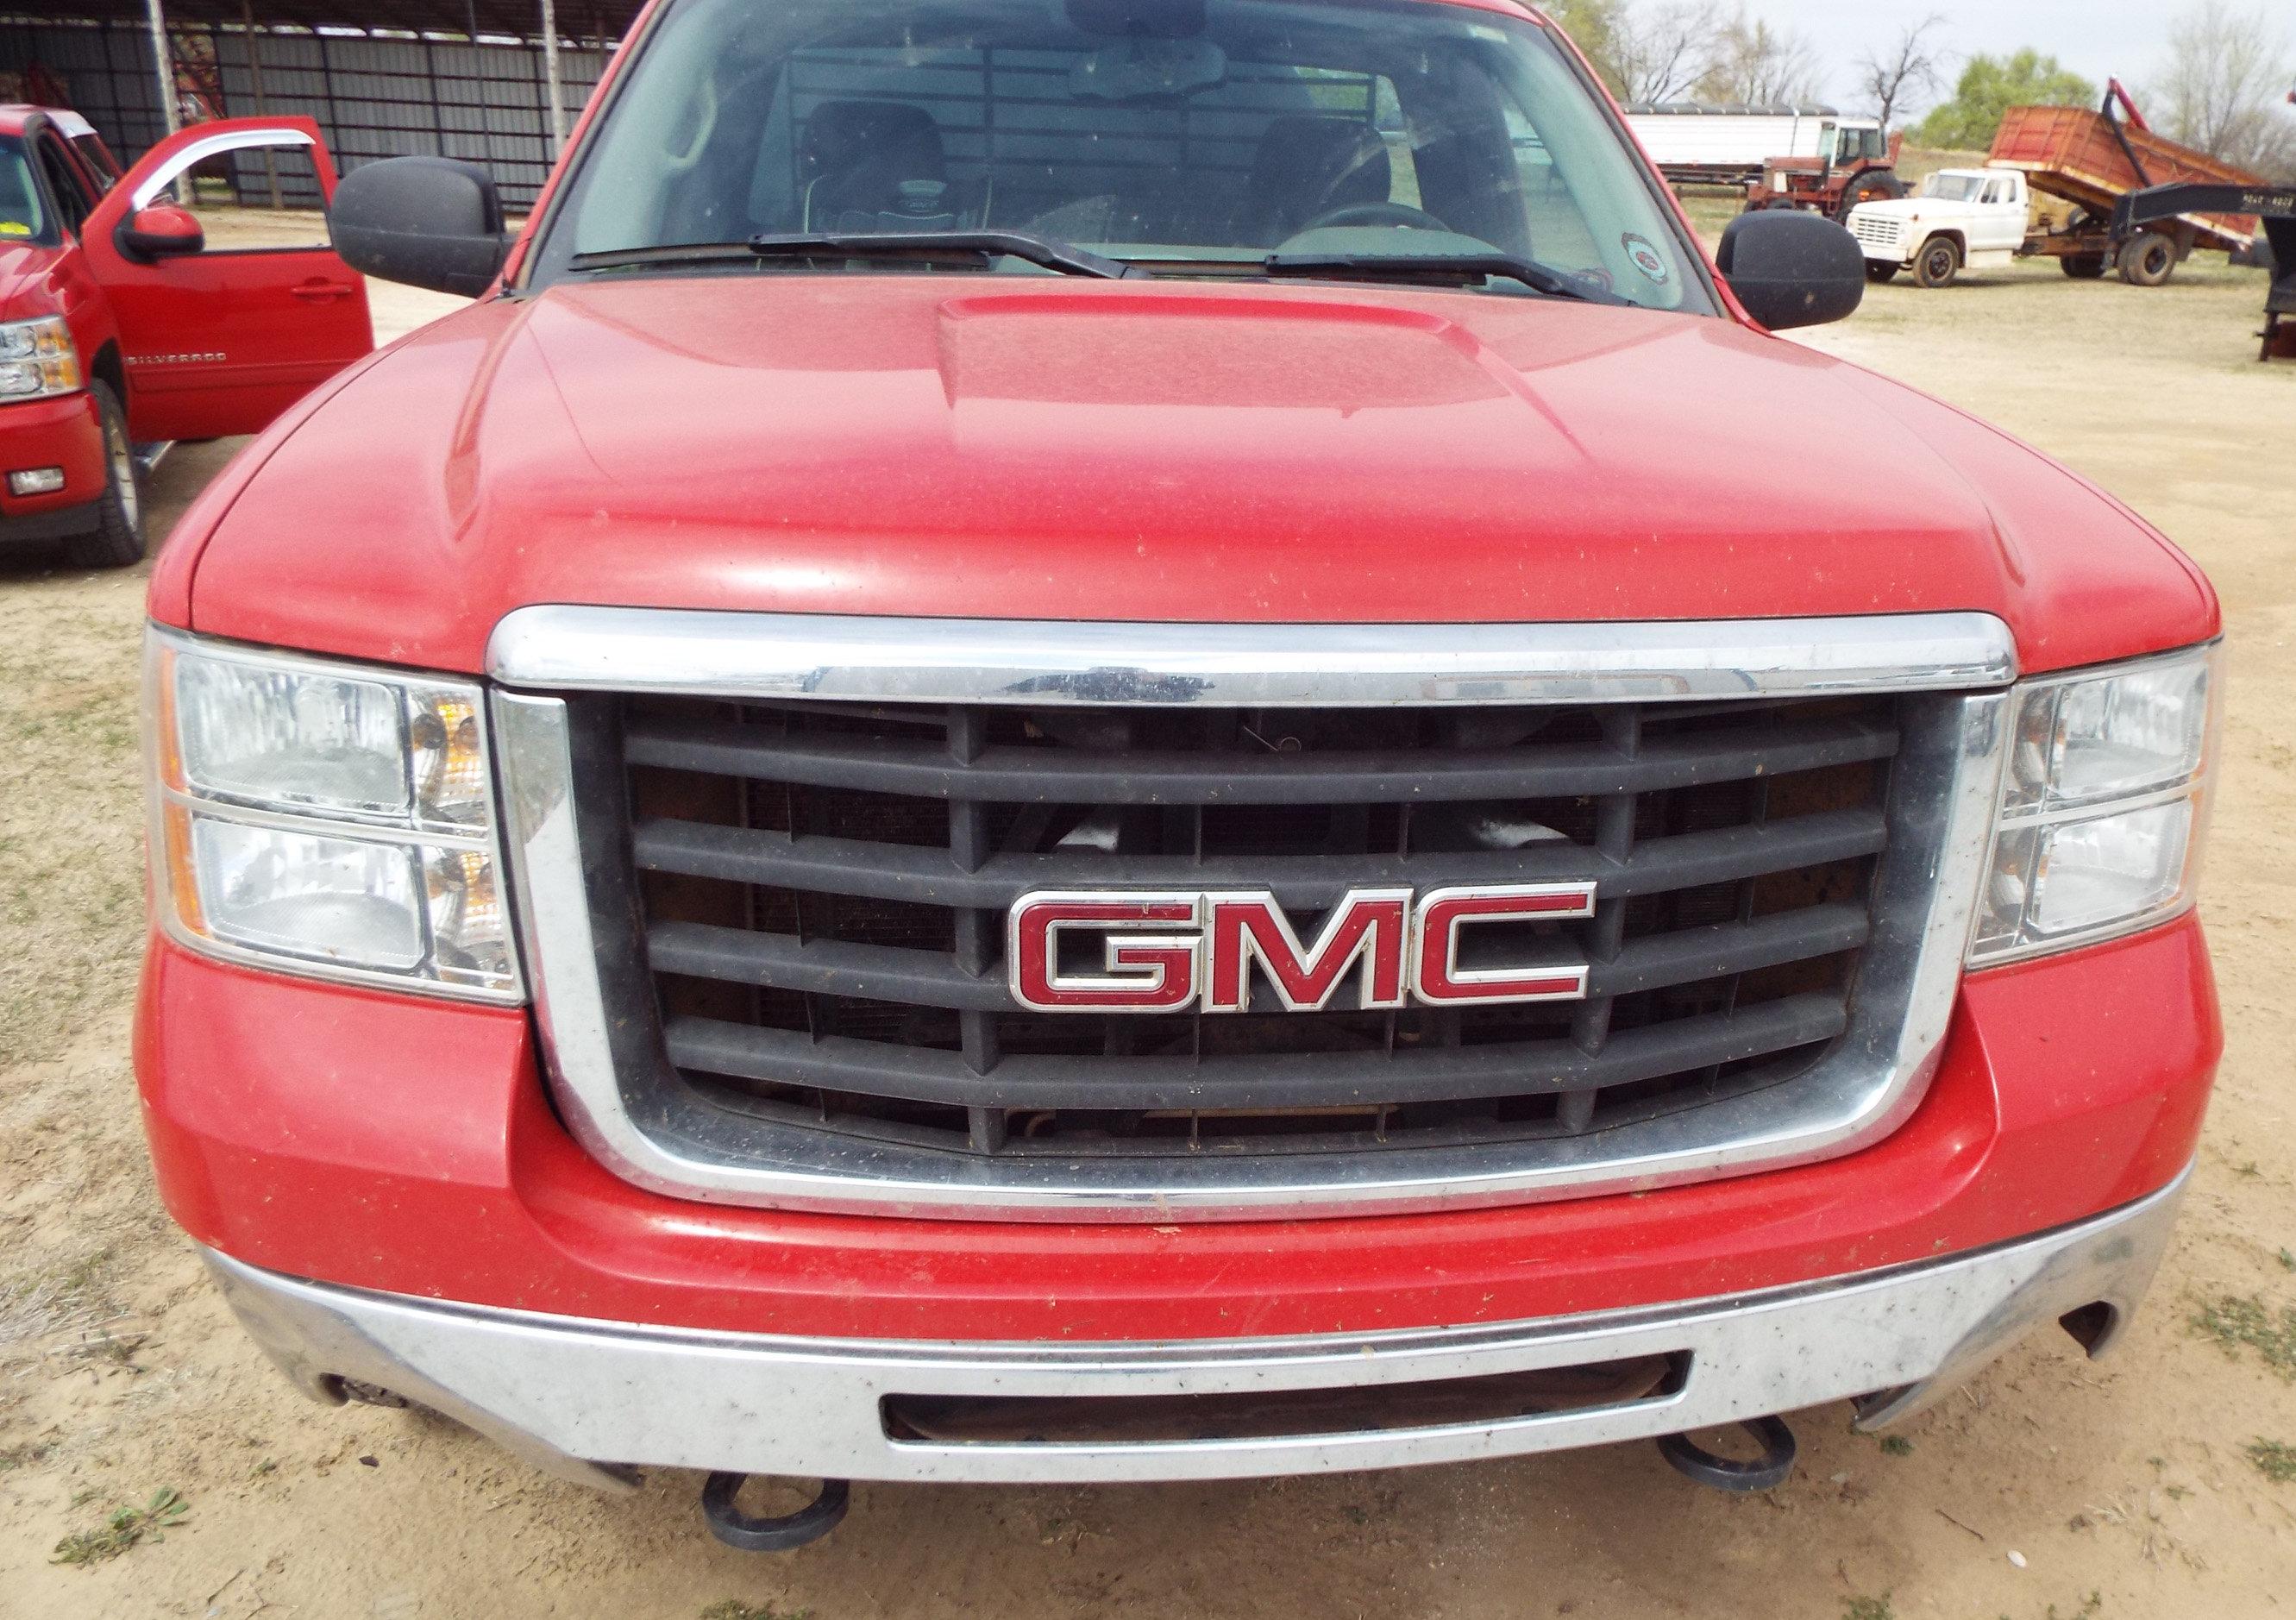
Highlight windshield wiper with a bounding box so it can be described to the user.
[1263,249,1628,305]
[750,230,1148,279]
[571,230,1149,280]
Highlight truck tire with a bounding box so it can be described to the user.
[2060,254,2108,279]
[62,381,147,570]
[1836,170,1905,219]
[1865,262,1899,283]
[1913,236,1961,289]
[2117,230,2177,287]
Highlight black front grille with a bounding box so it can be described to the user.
[597,692,1899,1161]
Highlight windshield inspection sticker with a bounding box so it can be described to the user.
[1622,233,1669,286]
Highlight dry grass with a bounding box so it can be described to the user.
[0,603,150,1071]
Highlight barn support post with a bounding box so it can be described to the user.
[316,28,343,198]
[540,0,567,154]
[147,0,180,137]
[240,0,283,209]
[422,34,450,164]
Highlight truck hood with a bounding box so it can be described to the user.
[0,240,66,319]
[1849,198,1967,222]
[172,275,2213,676]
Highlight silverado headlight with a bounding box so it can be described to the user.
[0,316,84,399]
[145,630,519,1000]
[1968,644,2219,965]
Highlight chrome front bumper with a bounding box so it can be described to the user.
[204,1168,2186,1491]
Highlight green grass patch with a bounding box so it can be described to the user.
[2248,1438,2296,1483]
[1843,1597,1895,1620]
[2191,1294,2296,1379]
[51,1489,188,1567]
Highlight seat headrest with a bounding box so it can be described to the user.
[800,101,946,183]
[1248,116,1392,241]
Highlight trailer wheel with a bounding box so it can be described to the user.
[2117,230,2177,287]
[2060,254,2108,279]
[1913,236,1961,289]
[1865,262,1899,283]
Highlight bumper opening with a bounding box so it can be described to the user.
[881,1353,1687,1447]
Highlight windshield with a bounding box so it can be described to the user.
[0,137,54,246]
[1835,125,1884,163]
[1918,173,1985,203]
[533,0,1709,311]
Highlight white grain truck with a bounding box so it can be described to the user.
[1623,104,1879,183]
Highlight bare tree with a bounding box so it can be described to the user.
[1541,1,1628,97]
[1698,9,1822,107]
[2157,0,2296,180]
[1856,15,1947,129]
[1609,1,1722,106]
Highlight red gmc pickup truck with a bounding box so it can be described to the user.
[136,0,2222,1550]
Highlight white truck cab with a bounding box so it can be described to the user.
[1846,167,2029,287]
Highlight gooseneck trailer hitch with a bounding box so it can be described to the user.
[2109,181,2296,360]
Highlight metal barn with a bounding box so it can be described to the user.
[1,2,647,209]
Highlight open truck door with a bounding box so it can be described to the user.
[80,117,373,443]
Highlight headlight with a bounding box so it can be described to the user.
[1968,644,2219,965]
[0,316,84,399]
[146,629,519,1000]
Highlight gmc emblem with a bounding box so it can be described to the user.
[1008,884,1599,1014]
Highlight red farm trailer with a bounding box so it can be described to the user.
[1987,81,2265,285]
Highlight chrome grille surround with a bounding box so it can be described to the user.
[492,610,2015,1221]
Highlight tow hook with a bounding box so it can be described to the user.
[1655,1415,1797,1492]
[699,1472,851,1552]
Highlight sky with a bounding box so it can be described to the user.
[1753,1,2197,117]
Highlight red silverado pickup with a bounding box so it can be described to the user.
[137,0,2222,1548]
[0,109,370,564]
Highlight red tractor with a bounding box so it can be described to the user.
[1746,122,1907,220]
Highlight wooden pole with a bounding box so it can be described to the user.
[540,0,566,154]
[240,0,282,210]
[147,0,179,138]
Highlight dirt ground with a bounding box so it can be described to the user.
[3,216,2294,1620]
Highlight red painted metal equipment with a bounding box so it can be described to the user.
[1990,81,2265,284]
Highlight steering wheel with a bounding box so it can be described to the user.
[1295,200,1452,234]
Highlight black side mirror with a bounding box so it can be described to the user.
[1716,210,1866,331]
[332,156,509,298]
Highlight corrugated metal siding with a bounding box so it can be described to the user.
[0,19,608,210]
[213,31,606,208]
[0,21,172,160]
